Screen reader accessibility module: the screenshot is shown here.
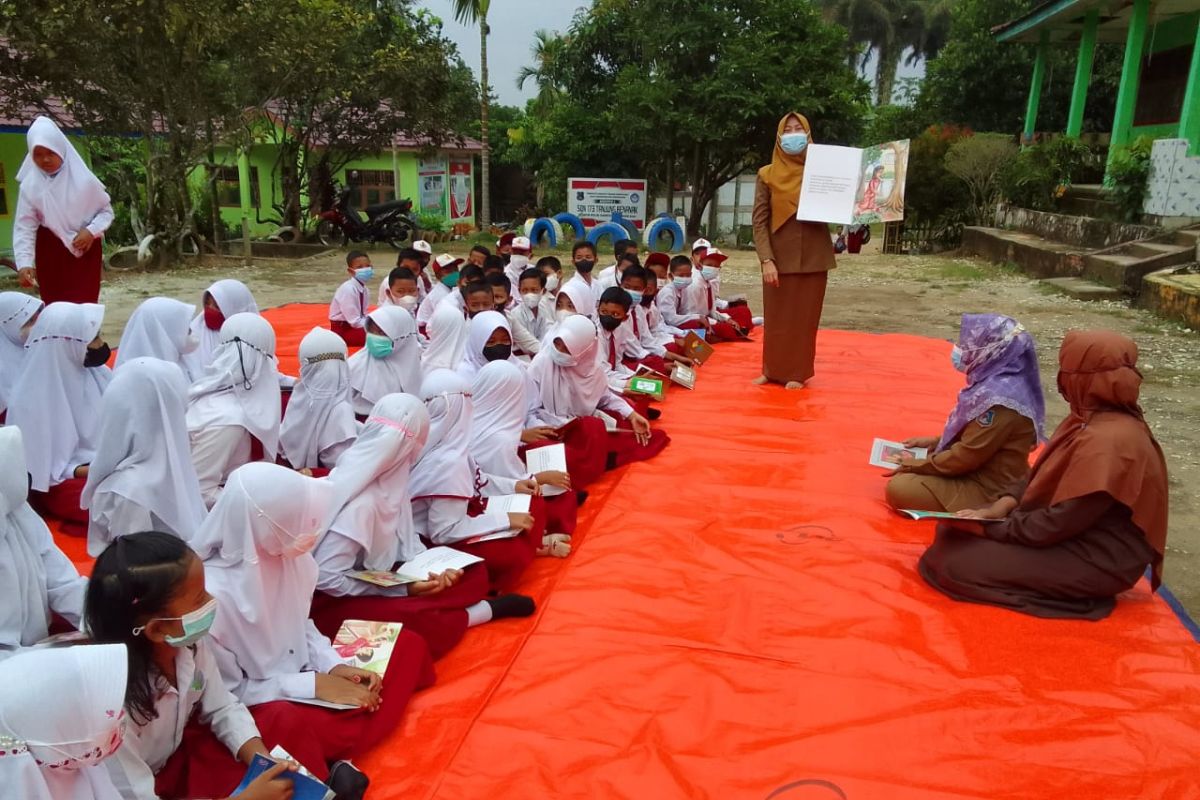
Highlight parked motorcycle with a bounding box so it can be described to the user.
[316,180,415,249]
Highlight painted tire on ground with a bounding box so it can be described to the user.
[611,212,640,242]
[644,216,684,252]
[586,221,630,248]
[528,217,560,248]
[552,212,585,240]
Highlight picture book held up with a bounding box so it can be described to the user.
[796,139,910,226]
[868,438,928,469]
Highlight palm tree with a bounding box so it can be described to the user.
[818,0,895,73]
[452,0,492,230]
[516,29,567,110]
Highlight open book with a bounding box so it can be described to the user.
[869,438,928,469]
[526,443,568,496]
[671,364,696,389]
[233,753,333,798]
[897,509,961,521]
[348,546,484,589]
[333,620,403,676]
[796,139,910,226]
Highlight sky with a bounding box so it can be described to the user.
[417,0,590,107]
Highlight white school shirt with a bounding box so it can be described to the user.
[590,265,619,306]
[411,496,511,546]
[507,296,554,356]
[106,643,260,800]
[329,277,368,328]
[688,274,731,322]
[189,425,253,510]
[596,326,636,393]
[622,307,660,358]
[209,619,343,705]
[655,282,703,327]
[647,299,684,340]
[416,282,450,330]
[312,531,412,598]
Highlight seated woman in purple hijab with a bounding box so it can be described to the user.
[886,314,1046,513]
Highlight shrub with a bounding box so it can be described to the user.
[999,137,1097,211]
[1106,136,1154,222]
[415,211,448,233]
[945,133,1019,224]
[859,103,936,148]
[905,125,973,227]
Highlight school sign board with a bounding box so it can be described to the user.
[568,178,648,229]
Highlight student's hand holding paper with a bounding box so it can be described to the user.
[409,569,462,597]
[521,426,559,444]
[536,470,571,491]
[230,759,298,800]
[508,512,535,532]
[331,664,382,694]
[314,672,380,711]
[515,478,541,495]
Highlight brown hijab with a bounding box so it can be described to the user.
[757,112,811,233]
[1021,331,1169,585]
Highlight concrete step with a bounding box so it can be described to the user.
[1139,266,1200,329]
[1041,277,1124,301]
[1083,245,1195,293]
[1172,228,1200,248]
[962,226,1086,279]
[1126,241,1188,259]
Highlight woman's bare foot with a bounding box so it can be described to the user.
[785,381,805,390]
[752,375,770,385]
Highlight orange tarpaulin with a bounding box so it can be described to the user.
[54,305,1200,798]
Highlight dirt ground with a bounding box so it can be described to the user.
[5,238,1198,617]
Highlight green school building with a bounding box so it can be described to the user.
[0,107,481,258]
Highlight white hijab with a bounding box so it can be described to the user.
[281,328,358,469]
[186,313,281,459]
[0,427,64,651]
[422,302,469,373]
[114,297,196,370]
[322,393,431,568]
[81,358,207,549]
[0,292,43,413]
[194,463,334,680]
[526,315,608,425]
[410,369,476,500]
[470,361,530,482]
[8,302,112,491]
[184,280,258,380]
[15,117,111,257]
[456,310,511,383]
[0,643,128,800]
[348,306,422,416]
[559,280,595,318]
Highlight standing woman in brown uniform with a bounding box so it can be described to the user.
[751,112,836,389]
[919,331,1169,621]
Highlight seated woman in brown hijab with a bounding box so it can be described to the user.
[918,331,1168,621]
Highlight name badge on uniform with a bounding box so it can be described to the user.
[977,410,996,427]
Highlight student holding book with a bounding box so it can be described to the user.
[309,393,534,659]
[411,369,542,592]
[348,306,423,417]
[0,426,88,660]
[82,357,207,556]
[197,462,434,791]
[184,279,259,381]
[280,327,359,472]
[886,315,1044,513]
[691,247,747,341]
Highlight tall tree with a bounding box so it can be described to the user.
[516,30,568,110]
[452,0,493,230]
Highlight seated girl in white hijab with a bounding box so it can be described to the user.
[280,327,358,473]
[0,643,128,800]
[195,462,434,787]
[0,427,87,661]
[310,393,534,660]
[8,301,113,525]
[186,313,281,509]
[183,279,258,381]
[411,369,540,592]
[113,297,197,371]
[0,292,43,422]
[421,301,469,373]
[472,361,576,559]
[456,310,520,382]
[348,306,423,417]
[81,358,207,556]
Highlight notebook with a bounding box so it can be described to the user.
[682,331,715,365]
[670,364,696,389]
[232,754,333,799]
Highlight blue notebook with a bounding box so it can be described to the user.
[232,755,333,800]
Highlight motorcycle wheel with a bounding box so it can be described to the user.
[386,225,411,250]
[317,219,342,247]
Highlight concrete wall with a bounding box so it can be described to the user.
[994,204,1159,249]
[652,174,757,239]
[1144,138,1200,219]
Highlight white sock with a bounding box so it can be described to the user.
[466,600,493,627]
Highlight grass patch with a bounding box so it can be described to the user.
[935,263,989,281]
[1134,322,1166,335]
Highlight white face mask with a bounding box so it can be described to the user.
[521,292,542,310]
[554,309,574,323]
[180,334,200,354]
[510,254,530,270]
[701,267,721,281]
[549,347,574,367]
[396,295,419,312]
[545,274,560,292]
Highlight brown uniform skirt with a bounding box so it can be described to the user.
[762,271,828,384]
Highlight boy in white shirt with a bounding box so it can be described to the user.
[619,264,693,374]
[411,239,434,301]
[379,266,421,316]
[655,255,709,333]
[329,250,372,347]
[538,255,563,297]
[416,253,463,332]
[508,266,556,356]
[504,235,534,297]
[690,247,745,342]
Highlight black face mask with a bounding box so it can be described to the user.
[483,343,513,362]
[502,253,512,265]
[598,314,621,332]
[640,294,654,307]
[574,259,595,274]
[83,342,111,368]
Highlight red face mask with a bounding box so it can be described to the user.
[203,306,225,331]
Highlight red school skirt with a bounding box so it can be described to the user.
[34,226,102,305]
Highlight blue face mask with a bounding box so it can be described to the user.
[440,271,460,288]
[700,267,720,281]
[366,332,394,359]
[625,288,643,304]
[354,267,374,282]
[780,132,808,155]
[672,276,692,288]
[950,345,965,372]
[135,598,218,648]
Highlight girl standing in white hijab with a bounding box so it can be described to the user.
[13,116,113,304]
[8,301,113,524]
[113,297,197,371]
[0,644,128,800]
[421,301,470,373]
[183,279,259,381]
[186,313,281,508]
[81,357,207,556]
[0,427,87,660]
[0,292,43,420]
[309,393,533,660]
[195,462,434,784]
[280,327,358,472]
[411,369,540,592]
[348,306,422,417]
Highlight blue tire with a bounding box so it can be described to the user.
[528,217,559,248]
[610,212,640,242]
[586,222,630,249]
[644,217,684,252]
[552,212,585,240]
